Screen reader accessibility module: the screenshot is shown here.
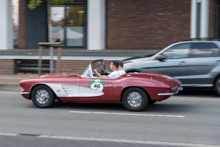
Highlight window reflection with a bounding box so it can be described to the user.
[163,43,190,59]
[190,43,220,57]
[66,7,84,46]
[51,7,65,45]
[12,0,19,47]
[51,6,84,47]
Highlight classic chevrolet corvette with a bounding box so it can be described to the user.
[19,60,182,111]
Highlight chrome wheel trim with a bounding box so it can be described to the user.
[35,89,50,105]
[127,91,143,108]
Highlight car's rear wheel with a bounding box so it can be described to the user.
[214,77,220,96]
[31,85,55,108]
[122,88,149,111]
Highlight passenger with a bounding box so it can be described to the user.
[118,60,126,76]
[94,61,120,78]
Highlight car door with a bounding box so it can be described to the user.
[79,77,115,102]
[150,43,191,84]
[185,42,220,86]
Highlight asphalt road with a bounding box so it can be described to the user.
[0,86,220,147]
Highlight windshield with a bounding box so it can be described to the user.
[80,65,90,77]
[91,61,106,73]
[80,60,109,77]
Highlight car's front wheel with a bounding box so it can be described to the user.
[31,85,55,108]
[122,88,149,111]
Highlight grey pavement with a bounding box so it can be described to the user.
[0,135,188,147]
[0,87,219,147]
[0,74,38,86]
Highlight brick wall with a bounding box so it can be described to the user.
[55,60,112,73]
[106,0,191,49]
[18,0,26,48]
[0,60,15,75]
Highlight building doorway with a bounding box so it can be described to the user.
[51,5,86,48]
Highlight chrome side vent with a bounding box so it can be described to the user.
[62,85,79,96]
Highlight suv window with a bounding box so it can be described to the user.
[162,43,190,59]
[189,43,220,57]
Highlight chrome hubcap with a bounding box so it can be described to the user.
[35,89,50,104]
[127,92,142,108]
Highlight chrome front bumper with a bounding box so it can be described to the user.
[19,91,30,95]
[158,86,183,96]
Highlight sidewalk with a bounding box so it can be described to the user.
[0,74,38,86]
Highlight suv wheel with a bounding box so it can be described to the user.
[215,77,220,96]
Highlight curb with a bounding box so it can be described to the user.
[0,83,20,86]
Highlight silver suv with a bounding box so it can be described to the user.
[123,40,220,95]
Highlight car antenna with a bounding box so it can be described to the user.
[151,61,153,80]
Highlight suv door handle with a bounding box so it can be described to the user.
[216,60,220,64]
[179,61,186,65]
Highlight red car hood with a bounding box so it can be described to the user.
[39,72,80,78]
[127,72,181,87]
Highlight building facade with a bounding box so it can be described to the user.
[0,0,219,75]
[0,0,219,50]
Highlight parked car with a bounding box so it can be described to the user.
[19,60,182,111]
[123,39,220,95]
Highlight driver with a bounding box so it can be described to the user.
[94,61,120,78]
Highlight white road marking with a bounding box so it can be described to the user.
[69,111,185,118]
[171,97,220,102]
[0,91,19,94]
[0,133,219,147]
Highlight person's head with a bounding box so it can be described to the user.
[118,60,124,70]
[110,61,119,71]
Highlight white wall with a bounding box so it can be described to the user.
[190,0,197,38]
[0,0,13,50]
[190,0,209,38]
[200,0,209,38]
[88,0,106,50]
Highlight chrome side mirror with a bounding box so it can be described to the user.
[156,55,167,61]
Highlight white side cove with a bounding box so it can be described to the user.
[42,83,104,97]
[0,0,13,50]
[80,86,104,97]
[88,0,106,50]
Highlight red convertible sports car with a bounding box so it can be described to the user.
[19,60,182,111]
